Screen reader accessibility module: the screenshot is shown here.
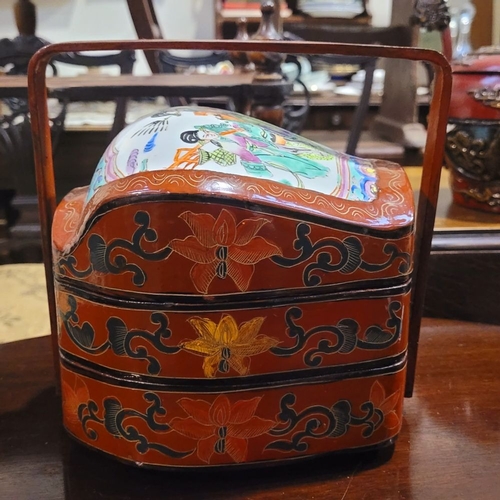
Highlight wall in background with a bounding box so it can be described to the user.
[2,0,496,73]
[367,0,392,27]
[0,0,216,75]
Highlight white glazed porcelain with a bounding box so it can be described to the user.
[87,106,378,203]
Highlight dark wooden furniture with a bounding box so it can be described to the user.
[0,72,255,190]
[0,71,254,262]
[125,0,163,73]
[0,73,255,193]
[405,167,500,326]
[216,1,450,153]
[124,0,379,145]
[0,41,135,261]
[0,73,255,101]
[2,317,500,498]
[127,0,298,128]
[125,0,230,77]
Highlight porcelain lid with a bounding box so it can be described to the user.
[87,106,379,204]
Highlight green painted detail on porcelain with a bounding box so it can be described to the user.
[87,106,378,203]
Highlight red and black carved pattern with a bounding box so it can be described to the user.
[270,301,403,366]
[76,392,194,459]
[57,211,172,286]
[270,223,410,287]
[60,295,180,375]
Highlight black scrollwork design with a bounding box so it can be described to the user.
[57,211,172,286]
[78,400,104,440]
[271,223,410,286]
[61,295,179,373]
[266,394,351,452]
[271,302,402,367]
[266,392,384,452]
[79,393,194,459]
[356,302,402,350]
[107,313,180,375]
[350,401,384,439]
[270,308,358,364]
[56,255,94,279]
[61,295,109,354]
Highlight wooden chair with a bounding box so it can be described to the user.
[126,0,229,75]
[282,30,378,154]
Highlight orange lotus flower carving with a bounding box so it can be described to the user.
[169,209,282,293]
[183,315,279,378]
[369,381,401,430]
[170,395,275,464]
[62,378,90,425]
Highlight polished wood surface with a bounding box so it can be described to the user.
[1,317,499,499]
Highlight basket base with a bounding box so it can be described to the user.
[64,427,397,471]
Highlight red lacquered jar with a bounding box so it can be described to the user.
[446,48,500,212]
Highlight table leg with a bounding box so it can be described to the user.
[371,2,426,149]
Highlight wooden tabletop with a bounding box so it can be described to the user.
[0,73,256,99]
[1,318,499,499]
[0,73,430,108]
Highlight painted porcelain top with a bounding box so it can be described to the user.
[87,106,378,203]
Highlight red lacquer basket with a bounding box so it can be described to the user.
[28,40,451,469]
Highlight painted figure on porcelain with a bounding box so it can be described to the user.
[87,107,378,203]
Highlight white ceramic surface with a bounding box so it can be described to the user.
[87,107,378,203]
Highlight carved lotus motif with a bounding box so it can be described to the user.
[183,314,279,378]
[170,395,275,464]
[369,381,401,430]
[169,209,282,293]
[62,377,89,425]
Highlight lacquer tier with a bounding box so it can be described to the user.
[53,174,413,297]
[56,286,410,379]
[60,358,406,468]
